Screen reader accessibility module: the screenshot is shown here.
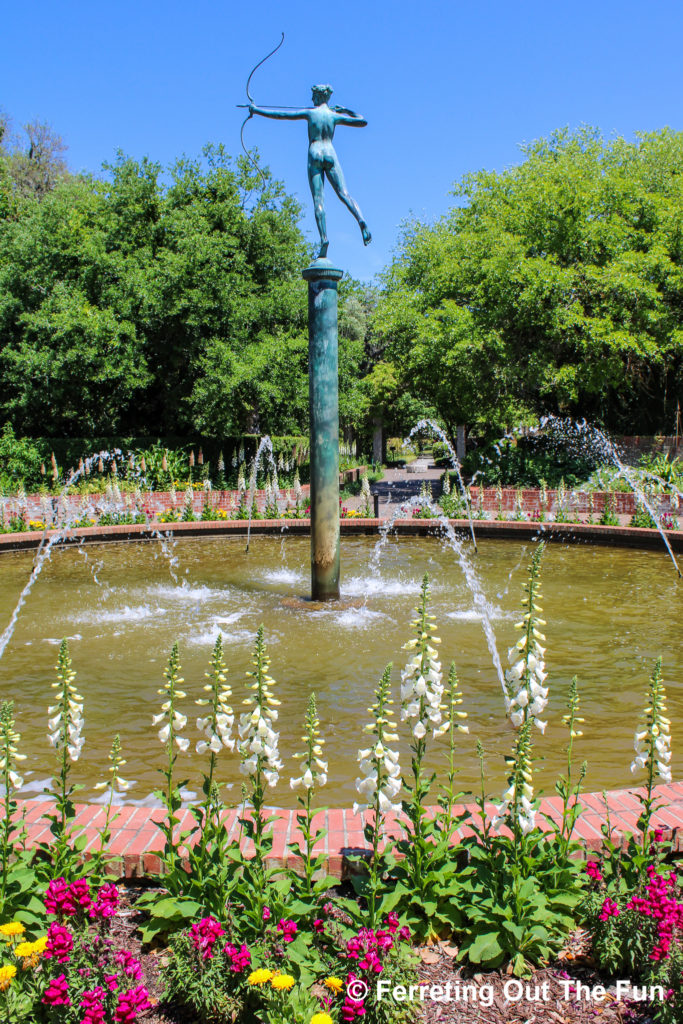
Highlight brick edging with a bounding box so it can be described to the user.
[13,783,683,880]
[0,517,681,553]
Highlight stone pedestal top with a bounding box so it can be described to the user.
[302,257,344,282]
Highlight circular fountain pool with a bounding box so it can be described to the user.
[0,535,679,806]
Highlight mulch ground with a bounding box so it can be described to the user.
[417,938,654,1023]
[112,884,657,1024]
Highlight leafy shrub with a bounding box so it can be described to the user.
[0,424,44,491]
[466,434,598,488]
[638,451,683,492]
[599,492,619,526]
[431,441,451,467]
[630,504,679,530]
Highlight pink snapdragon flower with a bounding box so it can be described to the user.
[598,897,620,922]
[42,973,71,1007]
[70,877,93,913]
[114,985,151,1023]
[189,916,226,960]
[627,866,683,961]
[342,973,367,1021]
[276,918,297,943]
[115,950,144,980]
[224,942,251,973]
[90,883,119,920]
[586,861,603,882]
[384,912,399,934]
[80,987,106,1024]
[45,922,74,963]
[44,877,77,917]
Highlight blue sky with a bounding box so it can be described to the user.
[3,0,682,281]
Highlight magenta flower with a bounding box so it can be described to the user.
[45,922,74,963]
[383,912,399,934]
[586,861,603,882]
[359,949,383,973]
[44,877,77,917]
[276,918,297,943]
[189,916,226,960]
[115,950,144,980]
[224,942,251,973]
[342,973,367,1021]
[626,866,683,961]
[598,897,620,922]
[114,985,151,1023]
[80,987,106,1024]
[262,906,271,921]
[69,877,93,913]
[90,883,120,920]
[42,973,71,1007]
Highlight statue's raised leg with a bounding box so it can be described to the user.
[327,161,371,247]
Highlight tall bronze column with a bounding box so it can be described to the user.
[303,257,343,600]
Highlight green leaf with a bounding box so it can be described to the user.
[462,930,505,965]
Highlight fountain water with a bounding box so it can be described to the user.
[403,419,478,550]
[0,448,190,663]
[245,436,279,553]
[472,415,682,577]
[369,493,507,700]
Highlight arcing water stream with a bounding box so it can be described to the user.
[404,419,478,550]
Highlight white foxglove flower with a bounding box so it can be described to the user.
[48,640,86,766]
[237,629,282,789]
[630,658,672,786]
[195,638,235,757]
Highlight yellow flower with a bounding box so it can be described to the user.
[270,973,295,991]
[248,968,273,986]
[14,937,45,968]
[0,964,16,990]
[311,1015,334,1024]
[323,977,343,994]
[0,922,25,938]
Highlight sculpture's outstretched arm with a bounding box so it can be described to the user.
[249,103,309,121]
[333,106,367,127]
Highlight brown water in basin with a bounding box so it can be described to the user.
[0,534,679,807]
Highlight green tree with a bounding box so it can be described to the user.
[375,127,683,437]
[0,141,312,437]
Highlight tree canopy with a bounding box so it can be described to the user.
[1,121,682,447]
[373,128,683,437]
[0,128,372,441]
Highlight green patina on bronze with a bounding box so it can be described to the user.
[303,258,343,599]
[241,55,371,598]
[247,83,371,259]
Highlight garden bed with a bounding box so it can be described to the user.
[104,886,658,1024]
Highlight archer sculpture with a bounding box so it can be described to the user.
[238,38,371,259]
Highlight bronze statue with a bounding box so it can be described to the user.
[246,83,371,259]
